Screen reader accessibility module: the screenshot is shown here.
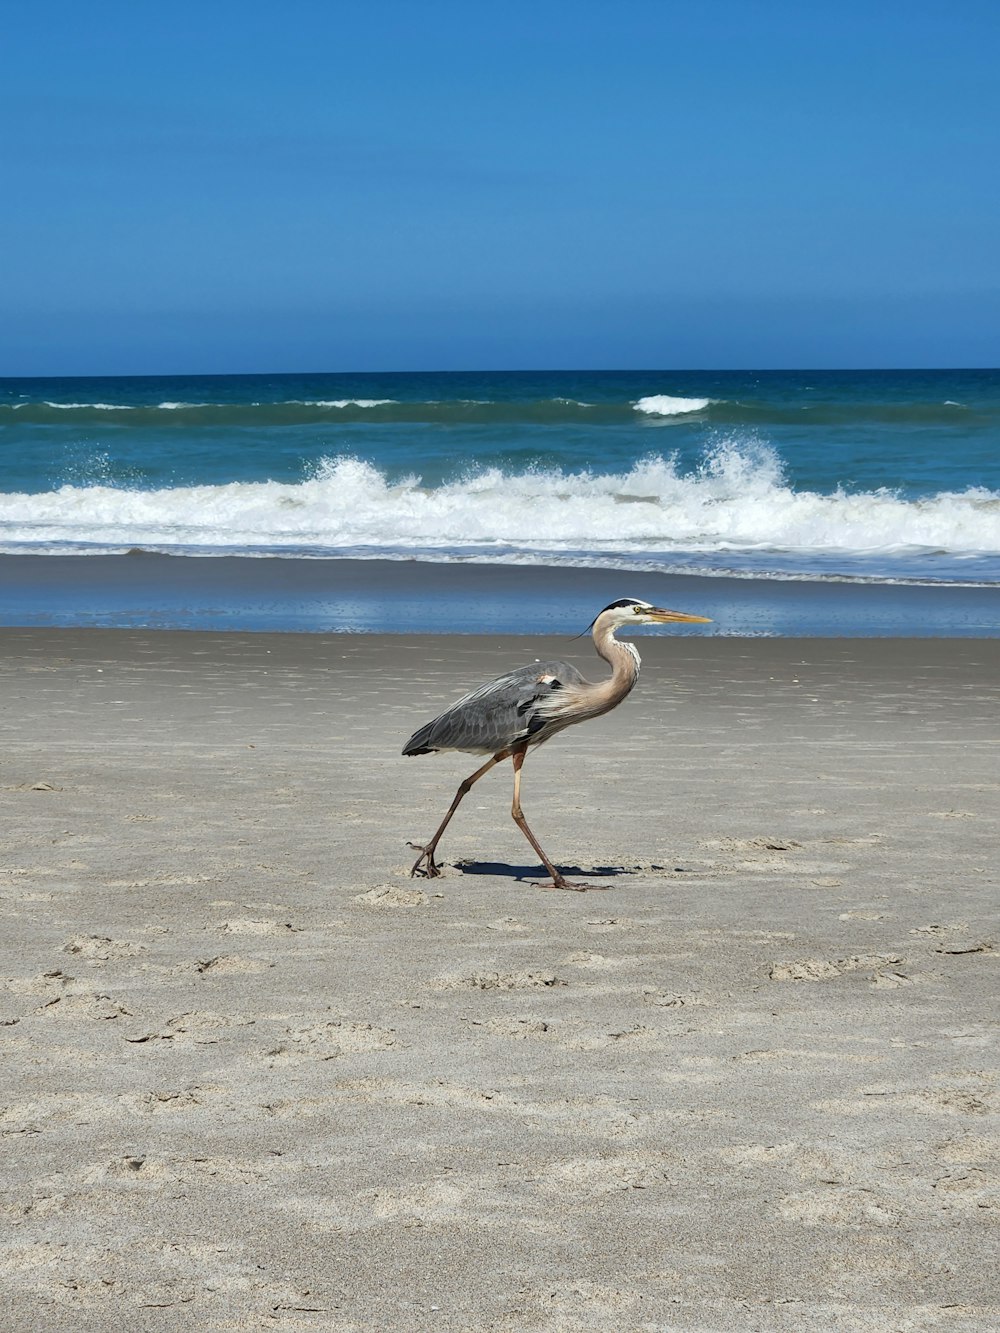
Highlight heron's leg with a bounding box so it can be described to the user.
[510,749,606,893]
[409,750,510,878]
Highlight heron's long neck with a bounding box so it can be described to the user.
[595,622,640,693]
[538,620,641,730]
[572,623,641,719]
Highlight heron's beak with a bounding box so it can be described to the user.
[644,608,712,624]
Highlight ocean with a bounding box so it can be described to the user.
[2,369,999,634]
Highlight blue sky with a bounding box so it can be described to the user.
[3,0,998,373]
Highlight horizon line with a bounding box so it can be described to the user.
[3,365,998,381]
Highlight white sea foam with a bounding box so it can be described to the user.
[39,401,135,411]
[634,395,713,416]
[295,399,396,408]
[20,400,205,411]
[13,398,396,412]
[1,442,998,564]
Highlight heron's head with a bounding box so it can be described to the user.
[592,597,712,632]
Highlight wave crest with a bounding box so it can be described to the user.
[633,394,712,415]
[1,443,998,568]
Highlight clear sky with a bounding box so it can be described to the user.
[3,0,998,374]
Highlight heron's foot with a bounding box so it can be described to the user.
[533,875,609,893]
[407,842,442,879]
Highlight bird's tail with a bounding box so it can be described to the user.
[402,721,438,756]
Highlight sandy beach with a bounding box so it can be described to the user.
[2,628,998,1331]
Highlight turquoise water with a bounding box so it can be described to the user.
[1,369,999,584]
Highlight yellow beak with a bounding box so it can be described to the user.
[645,608,712,624]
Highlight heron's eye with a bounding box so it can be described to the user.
[632,605,643,614]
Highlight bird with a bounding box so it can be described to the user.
[402,597,711,891]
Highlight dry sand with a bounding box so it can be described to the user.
[1,629,998,1331]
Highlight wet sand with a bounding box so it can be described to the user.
[2,629,998,1331]
[2,551,999,635]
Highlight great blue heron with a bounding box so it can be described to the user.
[403,598,711,891]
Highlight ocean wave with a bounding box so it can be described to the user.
[1,444,998,566]
[3,394,995,428]
[291,399,396,408]
[36,401,135,411]
[633,394,713,415]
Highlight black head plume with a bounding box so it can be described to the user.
[570,598,651,639]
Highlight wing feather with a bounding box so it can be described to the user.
[402,659,586,755]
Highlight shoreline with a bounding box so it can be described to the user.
[1,552,998,636]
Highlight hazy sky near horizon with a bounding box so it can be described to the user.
[3,0,999,374]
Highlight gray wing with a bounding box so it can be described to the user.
[402,659,586,756]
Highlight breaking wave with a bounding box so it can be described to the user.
[633,395,713,415]
[1,442,998,578]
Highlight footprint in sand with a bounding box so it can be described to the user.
[5,969,72,997]
[769,954,904,982]
[909,924,994,954]
[194,954,274,975]
[641,988,707,1009]
[132,1089,206,1114]
[477,1016,552,1038]
[62,935,144,962]
[565,1024,662,1053]
[431,970,568,991]
[266,1021,397,1062]
[707,836,803,853]
[353,885,427,908]
[125,1011,253,1045]
[35,992,130,1021]
[18,971,128,1018]
[218,918,303,936]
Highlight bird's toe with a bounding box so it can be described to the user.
[534,877,608,892]
[407,842,443,879]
